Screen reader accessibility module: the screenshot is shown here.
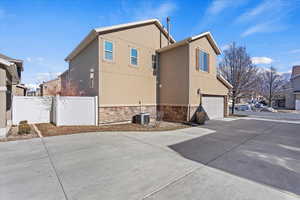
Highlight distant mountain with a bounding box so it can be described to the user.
[280,72,291,81]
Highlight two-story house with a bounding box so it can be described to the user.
[0,53,23,136]
[64,19,232,124]
[290,65,300,110]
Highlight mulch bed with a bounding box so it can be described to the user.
[0,125,39,142]
[228,114,248,117]
[36,122,190,137]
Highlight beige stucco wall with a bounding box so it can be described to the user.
[0,68,6,129]
[158,44,190,105]
[188,37,228,105]
[98,23,170,105]
[68,38,99,96]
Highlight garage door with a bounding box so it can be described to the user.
[202,96,224,119]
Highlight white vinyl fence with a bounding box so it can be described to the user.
[53,96,98,126]
[12,96,52,124]
[296,99,300,111]
[13,96,98,126]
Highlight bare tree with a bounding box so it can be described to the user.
[258,66,286,107]
[219,42,258,114]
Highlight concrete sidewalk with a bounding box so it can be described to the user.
[1,120,299,200]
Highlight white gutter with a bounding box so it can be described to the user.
[0,58,14,67]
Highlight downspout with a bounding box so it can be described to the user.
[187,43,191,122]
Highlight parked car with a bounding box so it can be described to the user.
[236,104,252,111]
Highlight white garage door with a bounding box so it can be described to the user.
[202,96,224,119]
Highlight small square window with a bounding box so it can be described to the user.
[130,48,138,66]
[104,41,113,61]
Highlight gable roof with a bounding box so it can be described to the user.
[0,57,20,84]
[157,32,221,55]
[65,19,175,61]
[0,53,23,71]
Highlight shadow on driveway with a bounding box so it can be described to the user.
[168,119,300,196]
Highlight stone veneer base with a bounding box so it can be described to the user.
[157,105,189,122]
[99,105,156,124]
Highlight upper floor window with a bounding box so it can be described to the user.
[196,49,209,72]
[104,41,113,61]
[130,48,138,66]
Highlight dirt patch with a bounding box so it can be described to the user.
[276,109,300,114]
[0,125,39,142]
[229,113,248,117]
[36,122,190,137]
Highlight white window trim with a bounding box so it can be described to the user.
[103,40,114,62]
[130,47,138,67]
[198,48,209,73]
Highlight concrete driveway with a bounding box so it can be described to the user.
[1,119,300,200]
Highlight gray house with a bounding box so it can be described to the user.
[284,65,300,110]
[0,53,23,136]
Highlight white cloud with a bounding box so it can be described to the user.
[251,57,273,64]
[35,72,61,84]
[192,0,248,34]
[238,0,299,37]
[241,22,285,37]
[221,44,231,51]
[289,49,300,54]
[26,56,45,64]
[236,0,283,22]
[133,2,177,21]
[96,1,177,28]
[207,0,248,15]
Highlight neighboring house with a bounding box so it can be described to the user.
[27,88,41,96]
[64,19,232,124]
[0,53,23,136]
[40,77,61,96]
[290,65,300,110]
[60,70,71,95]
[12,84,27,96]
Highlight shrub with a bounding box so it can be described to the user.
[18,123,31,135]
[19,120,28,125]
[195,111,206,125]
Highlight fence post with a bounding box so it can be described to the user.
[55,95,59,126]
[94,96,98,126]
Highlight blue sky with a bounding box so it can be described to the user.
[0,0,300,89]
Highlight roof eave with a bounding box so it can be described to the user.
[156,38,191,53]
[65,30,98,61]
[191,32,221,55]
[65,19,176,62]
[217,75,233,89]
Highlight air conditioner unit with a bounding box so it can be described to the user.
[133,113,150,125]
